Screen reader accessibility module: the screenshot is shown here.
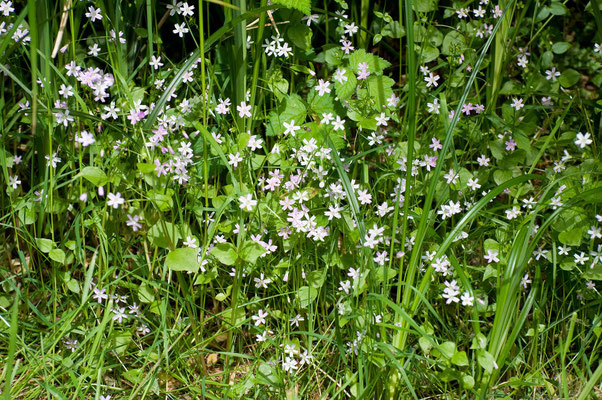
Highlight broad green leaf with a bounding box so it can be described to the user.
[559,69,580,87]
[77,166,108,187]
[138,283,155,303]
[49,249,65,264]
[239,241,265,264]
[462,374,475,389]
[442,30,466,55]
[296,286,318,309]
[413,0,438,12]
[451,351,469,366]
[558,226,585,246]
[366,75,395,109]
[266,94,306,137]
[551,41,570,54]
[271,0,310,15]
[165,247,199,272]
[148,189,173,212]
[348,49,392,75]
[148,221,181,248]
[211,242,238,266]
[35,238,54,253]
[334,68,357,100]
[477,350,496,374]
[583,265,602,281]
[308,268,327,288]
[287,23,312,50]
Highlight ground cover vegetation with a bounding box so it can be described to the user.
[0,0,601,398]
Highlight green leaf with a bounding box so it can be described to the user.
[308,268,327,288]
[558,226,585,246]
[165,247,199,272]
[266,94,307,136]
[551,42,570,54]
[477,350,496,374]
[419,44,439,63]
[287,23,312,51]
[559,69,580,87]
[583,265,602,281]
[211,243,238,266]
[138,283,155,303]
[413,0,438,12]
[266,68,289,101]
[49,249,65,264]
[451,351,469,366]
[436,341,456,359]
[148,221,181,248]
[239,241,265,264]
[77,166,108,187]
[35,238,54,253]
[442,30,466,56]
[296,286,318,309]
[271,0,310,15]
[461,374,475,389]
[333,68,357,100]
[366,75,395,109]
[66,278,80,293]
[348,49,392,75]
[148,189,173,212]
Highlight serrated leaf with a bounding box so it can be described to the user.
[77,166,108,187]
[271,0,310,15]
[334,68,357,100]
[165,247,199,272]
[211,242,238,266]
[348,49,391,75]
[266,94,307,136]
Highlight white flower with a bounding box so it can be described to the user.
[375,112,389,127]
[484,249,499,263]
[424,72,440,88]
[107,192,125,209]
[149,55,163,70]
[111,307,128,323]
[574,132,592,149]
[510,97,524,111]
[239,194,257,211]
[252,309,269,326]
[85,6,102,22]
[0,1,15,16]
[332,116,345,131]
[282,357,298,373]
[334,68,348,84]
[173,23,189,38]
[237,101,252,118]
[315,79,331,96]
[283,120,301,136]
